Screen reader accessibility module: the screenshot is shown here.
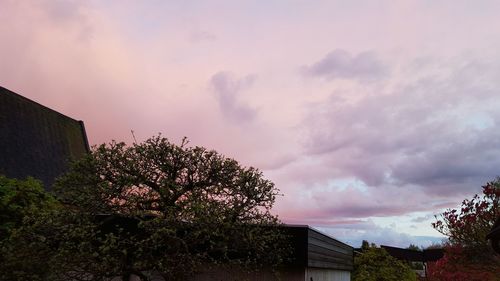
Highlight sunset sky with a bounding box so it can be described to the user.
[2,0,500,247]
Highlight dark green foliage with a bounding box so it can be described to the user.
[361,240,370,250]
[0,175,58,239]
[1,136,286,281]
[0,176,60,280]
[353,243,417,281]
[407,244,421,251]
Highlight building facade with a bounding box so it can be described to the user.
[193,225,353,281]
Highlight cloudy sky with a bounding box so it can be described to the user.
[2,0,500,247]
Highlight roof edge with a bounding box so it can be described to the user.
[1,85,83,124]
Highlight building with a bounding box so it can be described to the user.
[98,216,354,281]
[0,86,89,189]
[380,245,444,278]
[193,225,353,281]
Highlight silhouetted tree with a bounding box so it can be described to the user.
[3,136,288,281]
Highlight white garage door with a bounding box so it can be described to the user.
[305,268,350,281]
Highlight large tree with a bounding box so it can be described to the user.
[4,136,288,281]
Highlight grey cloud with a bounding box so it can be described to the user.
[390,138,500,195]
[303,55,500,196]
[316,222,445,248]
[210,72,257,122]
[257,153,297,170]
[43,0,85,22]
[39,0,93,42]
[303,49,388,81]
[189,30,217,43]
[276,179,456,224]
[411,214,435,223]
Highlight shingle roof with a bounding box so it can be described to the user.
[0,86,89,189]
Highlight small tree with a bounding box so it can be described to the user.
[7,136,287,280]
[353,242,417,281]
[407,244,421,251]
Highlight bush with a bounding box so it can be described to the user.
[353,243,417,281]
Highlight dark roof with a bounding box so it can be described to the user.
[381,245,444,262]
[0,86,90,189]
[423,248,446,261]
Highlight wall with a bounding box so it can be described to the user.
[307,228,354,271]
[305,268,351,281]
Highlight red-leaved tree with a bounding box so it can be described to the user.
[430,179,500,280]
[426,244,499,281]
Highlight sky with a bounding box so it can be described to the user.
[2,0,500,248]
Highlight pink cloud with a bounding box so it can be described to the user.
[2,1,500,246]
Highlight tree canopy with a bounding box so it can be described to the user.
[1,136,288,281]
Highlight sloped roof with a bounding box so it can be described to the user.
[0,86,89,189]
